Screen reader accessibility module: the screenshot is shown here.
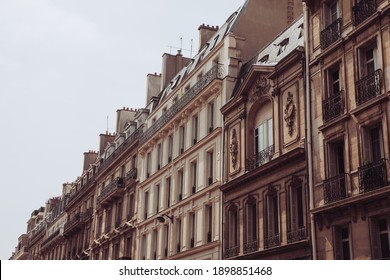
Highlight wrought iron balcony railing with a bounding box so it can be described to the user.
[359,158,388,193]
[64,208,92,234]
[287,226,306,243]
[264,233,280,249]
[320,18,342,50]
[246,145,274,171]
[323,173,347,204]
[140,64,223,144]
[225,245,239,258]
[98,177,124,204]
[66,176,96,209]
[353,0,377,26]
[126,168,137,183]
[41,228,61,249]
[355,69,382,106]
[243,239,258,254]
[99,125,143,172]
[323,90,344,123]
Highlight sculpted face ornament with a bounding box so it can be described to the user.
[250,76,271,102]
[284,92,296,136]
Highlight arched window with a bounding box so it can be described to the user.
[264,185,280,249]
[244,196,257,254]
[225,204,238,258]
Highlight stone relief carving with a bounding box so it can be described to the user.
[230,128,238,170]
[250,76,271,102]
[284,92,296,136]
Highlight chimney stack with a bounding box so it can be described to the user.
[145,73,162,104]
[83,150,98,171]
[198,24,219,51]
[99,133,115,155]
[161,50,191,90]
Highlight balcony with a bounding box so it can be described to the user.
[63,208,92,236]
[320,18,342,50]
[355,69,382,106]
[359,158,388,193]
[125,168,137,186]
[98,177,125,206]
[245,145,274,171]
[264,233,280,249]
[287,227,306,243]
[323,91,344,123]
[353,0,376,26]
[65,176,96,210]
[323,173,347,204]
[99,125,143,173]
[29,225,45,245]
[41,228,63,250]
[243,239,258,254]
[140,64,223,144]
[225,245,239,258]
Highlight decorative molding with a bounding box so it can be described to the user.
[230,128,238,170]
[284,92,296,136]
[249,76,271,102]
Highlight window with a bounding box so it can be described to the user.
[152,230,158,260]
[359,44,377,78]
[207,150,214,186]
[189,212,196,248]
[157,143,162,170]
[179,125,185,154]
[265,187,279,248]
[113,240,120,260]
[144,191,149,220]
[244,197,257,253]
[125,236,132,259]
[106,208,112,233]
[164,224,169,258]
[141,235,146,260]
[103,246,109,260]
[176,219,182,253]
[324,140,346,203]
[226,204,238,257]
[155,184,160,214]
[96,215,102,238]
[323,65,343,122]
[177,170,184,202]
[192,114,198,144]
[324,0,339,27]
[277,38,289,55]
[166,177,171,208]
[288,177,305,243]
[191,161,197,194]
[127,193,134,220]
[370,216,390,259]
[258,55,269,64]
[208,102,214,133]
[334,225,351,260]
[206,205,213,243]
[146,152,151,178]
[255,118,273,155]
[115,200,122,228]
[168,135,173,163]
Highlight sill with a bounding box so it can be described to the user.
[318,113,350,132]
[350,93,389,116]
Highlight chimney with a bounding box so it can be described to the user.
[116,107,137,133]
[198,24,219,51]
[145,73,162,104]
[99,133,115,155]
[83,151,98,171]
[161,50,191,90]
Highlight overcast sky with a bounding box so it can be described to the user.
[0,0,243,259]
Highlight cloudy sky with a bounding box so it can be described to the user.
[0,0,243,259]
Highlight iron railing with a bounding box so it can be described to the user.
[323,91,344,123]
[355,69,382,106]
[352,0,377,26]
[323,173,347,204]
[320,18,342,50]
[243,239,258,254]
[264,233,280,249]
[359,158,388,193]
[98,177,124,203]
[225,245,239,258]
[64,208,92,233]
[65,176,95,209]
[287,227,306,243]
[140,64,223,144]
[126,168,137,182]
[246,145,274,171]
[41,228,61,248]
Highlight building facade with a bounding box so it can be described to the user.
[304,0,390,259]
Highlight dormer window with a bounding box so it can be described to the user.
[259,55,269,64]
[277,38,289,56]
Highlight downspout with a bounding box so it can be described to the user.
[303,2,317,260]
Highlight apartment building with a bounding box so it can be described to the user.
[220,16,310,260]
[135,0,303,260]
[303,0,390,259]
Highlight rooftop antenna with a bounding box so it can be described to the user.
[106,115,109,134]
[180,37,183,52]
[190,39,193,58]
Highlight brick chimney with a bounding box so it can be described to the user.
[198,24,219,51]
[161,50,191,90]
[99,133,115,155]
[146,73,162,104]
[83,150,98,171]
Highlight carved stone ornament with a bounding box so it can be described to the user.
[230,128,238,170]
[250,76,271,102]
[284,92,296,136]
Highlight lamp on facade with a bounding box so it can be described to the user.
[156,214,174,223]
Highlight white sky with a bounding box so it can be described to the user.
[0,0,243,259]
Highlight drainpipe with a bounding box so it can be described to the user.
[303,2,317,260]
